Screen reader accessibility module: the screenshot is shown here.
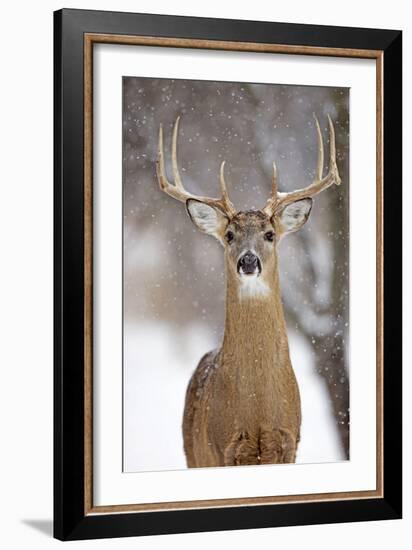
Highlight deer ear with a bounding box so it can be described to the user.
[186,199,229,239]
[277,198,312,235]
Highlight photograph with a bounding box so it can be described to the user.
[122,77,350,473]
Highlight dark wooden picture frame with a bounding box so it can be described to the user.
[54,8,402,541]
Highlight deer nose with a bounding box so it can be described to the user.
[237,252,261,275]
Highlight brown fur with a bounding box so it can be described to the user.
[157,116,340,469]
[183,210,301,467]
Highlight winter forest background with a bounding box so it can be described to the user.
[122,77,349,472]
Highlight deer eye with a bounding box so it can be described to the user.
[225,231,234,244]
[264,231,275,242]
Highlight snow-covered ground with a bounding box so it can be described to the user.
[123,321,344,472]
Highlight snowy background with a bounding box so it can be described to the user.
[122,77,349,472]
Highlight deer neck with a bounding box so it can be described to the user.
[221,260,290,370]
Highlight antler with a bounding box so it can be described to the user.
[156,117,236,217]
[263,114,341,217]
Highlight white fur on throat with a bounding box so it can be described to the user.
[238,274,269,300]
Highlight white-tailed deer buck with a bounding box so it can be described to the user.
[156,115,341,467]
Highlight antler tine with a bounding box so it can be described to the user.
[327,114,341,186]
[156,117,236,217]
[156,123,169,192]
[156,122,188,202]
[263,115,341,215]
[219,161,236,217]
[172,116,184,190]
[314,114,324,181]
[272,161,278,197]
[262,161,279,216]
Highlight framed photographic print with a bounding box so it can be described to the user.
[54,8,402,541]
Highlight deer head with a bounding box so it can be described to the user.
[156,116,341,298]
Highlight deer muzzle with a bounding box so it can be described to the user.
[237,251,261,276]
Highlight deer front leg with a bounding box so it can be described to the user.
[259,428,297,464]
[224,431,260,466]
